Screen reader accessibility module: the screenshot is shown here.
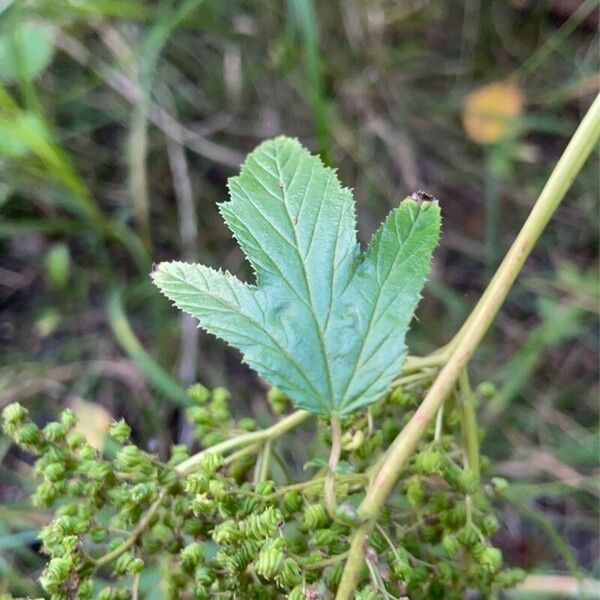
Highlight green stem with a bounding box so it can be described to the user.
[302,551,349,571]
[458,370,480,477]
[224,443,261,467]
[255,439,273,483]
[107,289,191,408]
[335,94,600,600]
[264,473,367,500]
[434,402,445,443]
[176,409,311,475]
[92,491,165,568]
[324,413,342,518]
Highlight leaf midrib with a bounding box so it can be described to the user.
[271,144,336,406]
[336,206,423,409]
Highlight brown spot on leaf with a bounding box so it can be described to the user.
[411,190,437,203]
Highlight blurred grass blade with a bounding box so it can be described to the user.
[124,0,206,247]
[286,0,331,162]
[0,85,149,271]
[484,301,586,423]
[107,289,191,408]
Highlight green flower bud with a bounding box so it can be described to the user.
[369,530,387,553]
[66,431,86,449]
[393,559,413,581]
[287,585,308,600]
[34,481,62,506]
[191,493,214,513]
[414,447,445,475]
[188,383,211,404]
[282,490,303,515]
[438,561,456,583]
[255,480,275,496]
[78,444,95,460]
[356,585,380,600]
[242,506,283,540]
[429,579,446,598]
[187,406,211,424]
[115,445,143,470]
[203,431,226,446]
[185,472,210,495]
[301,503,328,530]
[77,579,93,600]
[112,552,136,576]
[180,542,204,573]
[2,402,28,426]
[324,563,344,590]
[479,514,500,536]
[40,556,71,592]
[311,528,337,546]
[238,417,256,431]
[199,452,224,476]
[477,381,496,398]
[442,534,460,557]
[408,564,429,586]
[212,520,241,544]
[109,420,131,444]
[255,545,284,580]
[491,477,508,493]
[472,544,502,573]
[277,557,302,587]
[44,243,71,289]
[430,491,452,512]
[62,534,79,553]
[44,462,66,482]
[457,525,479,548]
[267,387,288,413]
[342,429,365,451]
[85,460,112,481]
[131,482,154,503]
[207,478,226,498]
[382,418,399,443]
[389,387,404,405]
[405,476,425,507]
[16,422,41,446]
[60,408,77,430]
[494,567,526,587]
[129,558,144,573]
[91,526,108,543]
[211,386,230,404]
[444,503,467,529]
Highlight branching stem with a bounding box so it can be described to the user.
[176,409,311,475]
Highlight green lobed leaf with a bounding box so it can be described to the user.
[152,137,441,416]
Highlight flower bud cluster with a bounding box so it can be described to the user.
[2,377,526,599]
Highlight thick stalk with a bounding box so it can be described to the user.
[336,95,600,599]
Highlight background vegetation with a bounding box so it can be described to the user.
[0,0,598,596]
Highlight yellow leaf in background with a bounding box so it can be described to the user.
[68,396,113,450]
[462,81,524,145]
